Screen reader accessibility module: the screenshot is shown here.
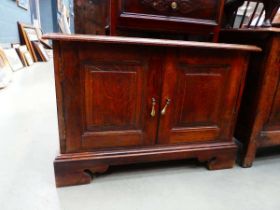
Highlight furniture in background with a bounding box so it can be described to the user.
[273,9,280,26]
[74,0,226,41]
[44,33,259,187]
[74,0,109,35]
[224,0,280,28]
[220,28,280,167]
[110,0,225,41]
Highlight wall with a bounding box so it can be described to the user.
[0,0,32,43]
[39,0,55,33]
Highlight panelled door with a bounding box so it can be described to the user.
[61,42,161,152]
[157,49,247,145]
[61,43,247,152]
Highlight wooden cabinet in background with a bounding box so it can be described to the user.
[44,34,260,187]
[74,0,109,35]
[220,28,280,167]
[74,0,226,41]
[110,0,225,41]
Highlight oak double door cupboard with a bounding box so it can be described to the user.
[44,34,260,187]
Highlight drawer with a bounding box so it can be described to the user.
[123,0,222,21]
[111,0,225,40]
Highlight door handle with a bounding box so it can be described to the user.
[151,98,156,117]
[161,98,171,115]
[171,1,178,10]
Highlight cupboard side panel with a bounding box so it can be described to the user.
[53,41,66,153]
[60,42,83,152]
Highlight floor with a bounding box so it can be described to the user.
[1,62,280,210]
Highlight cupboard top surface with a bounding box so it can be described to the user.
[43,33,261,52]
[221,27,280,34]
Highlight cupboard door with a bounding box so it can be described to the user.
[61,43,160,152]
[157,49,247,145]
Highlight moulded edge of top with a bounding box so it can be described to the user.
[43,33,262,52]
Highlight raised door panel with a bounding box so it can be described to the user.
[61,43,160,152]
[84,63,141,132]
[158,49,246,145]
[82,62,144,148]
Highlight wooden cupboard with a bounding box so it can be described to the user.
[44,34,260,187]
[220,28,280,167]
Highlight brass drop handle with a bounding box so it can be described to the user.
[171,2,178,10]
[151,98,156,117]
[161,98,171,115]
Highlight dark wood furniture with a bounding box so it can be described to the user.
[44,33,260,187]
[74,0,109,35]
[110,0,225,41]
[224,0,280,28]
[220,28,280,167]
[74,0,226,41]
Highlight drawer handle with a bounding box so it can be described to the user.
[161,98,171,115]
[171,1,178,10]
[151,98,156,117]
